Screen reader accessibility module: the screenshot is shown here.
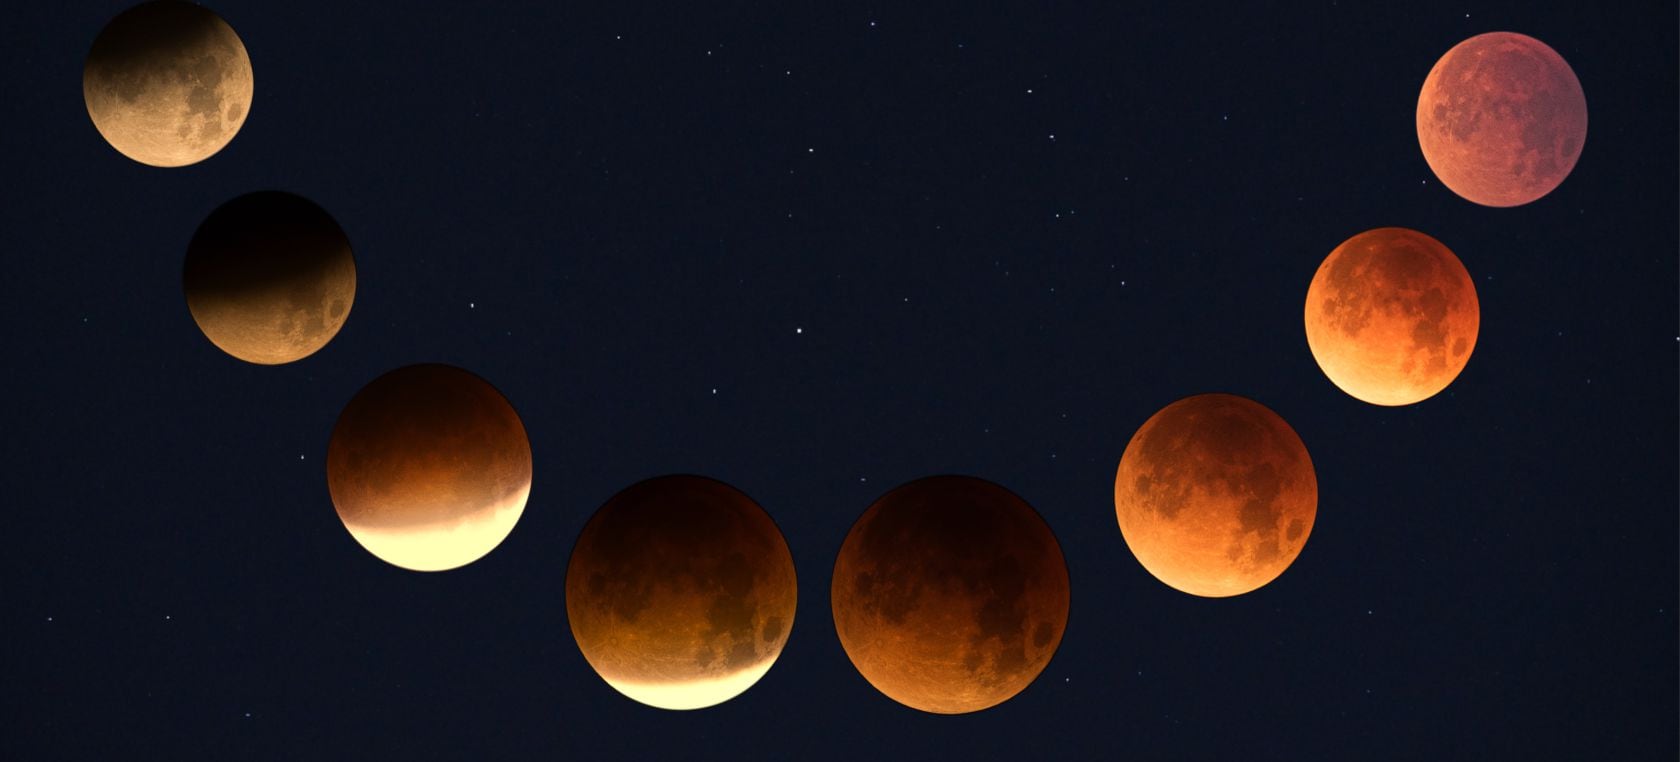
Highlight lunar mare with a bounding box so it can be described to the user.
[83,1,253,167]
[831,476,1069,714]
[183,191,356,365]
[566,475,797,710]
[326,364,531,572]
[1304,227,1479,406]
[1114,394,1317,598]
[1417,31,1587,207]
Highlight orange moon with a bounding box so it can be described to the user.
[831,475,1069,714]
[1417,31,1587,207]
[1304,227,1479,406]
[183,191,355,365]
[83,1,253,167]
[565,475,797,710]
[1114,394,1317,598]
[325,365,531,572]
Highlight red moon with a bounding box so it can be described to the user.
[1114,394,1317,598]
[325,364,531,572]
[1304,227,1479,406]
[566,475,797,710]
[831,476,1069,714]
[1417,31,1587,207]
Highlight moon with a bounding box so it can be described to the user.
[1114,394,1317,598]
[325,365,532,572]
[1304,227,1479,406]
[182,191,355,365]
[1416,31,1587,207]
[831,475,1069,714]
[565,475,797,710]
[83,1,253,167]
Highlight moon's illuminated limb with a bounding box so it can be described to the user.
[340,483,529,572]
[600,658,782,711]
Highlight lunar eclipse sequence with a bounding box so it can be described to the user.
[84,2,1589,715]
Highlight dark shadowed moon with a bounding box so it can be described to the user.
[831,475,1069,714]
[566,475,797,710]
[83,1,253,167]
[325,365,531,572]
[1304,227,1479,406]
[183,191,355,365]
[1114,394,1316,598]
[1417,31,1587,207]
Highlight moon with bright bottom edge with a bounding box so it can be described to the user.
[566,475,797,710]
[325,364,532,572]
[1304,227,1480,407]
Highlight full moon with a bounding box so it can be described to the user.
[83,1,253,167]
[1114,394,1317,598]
[1304,227,1479,406]
[183,191,355,365]
[1416,31,1587,207]
[566,475,797,710]
[831,475,1069,714]
[325,365,531,572]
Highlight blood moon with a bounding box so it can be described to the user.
[325,365,531,572]
[83,1,253,167]
[1304,227,1479,406]
[183,191,355,365]
[566,475,797,710]
[1417,32,1587,207]
[831,476,1069,714]
[1114,394,1316,598]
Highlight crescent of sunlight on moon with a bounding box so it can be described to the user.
[83,1,253,167]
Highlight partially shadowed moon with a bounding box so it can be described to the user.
[326,365,531,572]
[183,191,355,365]
[83,1,253,167]
[1417,31,1587,207]
[1114,394,1316,598]
[831,476,1069,714]
[566,475,797,710]
[1305,227,1479,406]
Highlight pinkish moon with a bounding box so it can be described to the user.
[1416,32,1587,207]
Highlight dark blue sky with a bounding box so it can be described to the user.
[4,1,1675,759]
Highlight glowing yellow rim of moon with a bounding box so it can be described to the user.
[341,483,530,572]
[600,656,781,711]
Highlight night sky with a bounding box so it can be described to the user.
[5,2,1676,759]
